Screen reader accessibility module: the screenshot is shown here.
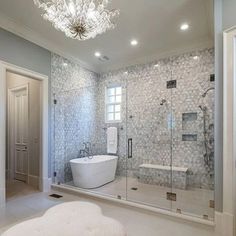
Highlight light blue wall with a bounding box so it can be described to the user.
[0,28,51,76]
[222,0,236,30]
[0,27,52,177]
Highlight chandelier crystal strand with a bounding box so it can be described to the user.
[33,0,119,40]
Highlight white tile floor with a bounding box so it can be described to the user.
[66,176,214,220]
[0,186,215,236]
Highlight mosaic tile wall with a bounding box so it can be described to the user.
[51,48,214,190]
[51,54,99,183]
[99,48,215,190]
[139,167,188,190]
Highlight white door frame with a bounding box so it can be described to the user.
[0,61,50,207]
[222,26,236,236]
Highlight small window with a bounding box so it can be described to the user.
[106,86,122,123]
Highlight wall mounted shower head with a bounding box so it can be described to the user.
[160,99,167,105]
[202,87,215,97]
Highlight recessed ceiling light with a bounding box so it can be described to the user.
[130,39,138,46]
[193,56,199,60]
[180,23,189,31]
[95,52,101,57]
[154,63,159,68]
[63,62,68,67]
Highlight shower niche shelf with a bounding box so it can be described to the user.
[182,112,198,131]
[182,134,197,141]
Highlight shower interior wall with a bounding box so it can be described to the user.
[52,47,215,191]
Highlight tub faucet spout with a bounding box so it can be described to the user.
[79,149,89,157]
[79,142,93,159]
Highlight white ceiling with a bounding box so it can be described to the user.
[0,0,214,73]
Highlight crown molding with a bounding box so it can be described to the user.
[0,12,97,73]
[99,38,214,73]
[0,12,214,75]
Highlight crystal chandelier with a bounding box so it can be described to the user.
[33,0,119,40]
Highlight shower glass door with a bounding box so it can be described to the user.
[53,83,127,200]
[170,50,215,220]
[125,50,215,220]
[125,64,173,210]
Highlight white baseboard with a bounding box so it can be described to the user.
[39,177,52,192]
[215,211,234,236]
[28,175,39,189]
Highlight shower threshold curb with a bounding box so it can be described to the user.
[51,184,215,227]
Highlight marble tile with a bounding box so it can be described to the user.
[51,48,215,221]
[65,176,214,220]
[51,48,214,190]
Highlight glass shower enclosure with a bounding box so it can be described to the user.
[52,48,215,221]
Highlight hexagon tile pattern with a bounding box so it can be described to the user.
[51,48,214,190]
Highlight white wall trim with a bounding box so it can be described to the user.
[215,211,234,236]
[0,61,49,207]
[223,26,236,236]
[39,178,52,193]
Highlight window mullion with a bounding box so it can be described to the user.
[106,86,122,123]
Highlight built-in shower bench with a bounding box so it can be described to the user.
[138,164,188,190]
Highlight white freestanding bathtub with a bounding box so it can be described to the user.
[70,155,118,189]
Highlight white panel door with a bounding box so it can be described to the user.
[10,85,29,182]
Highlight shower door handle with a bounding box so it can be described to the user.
[128,138,133,158]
